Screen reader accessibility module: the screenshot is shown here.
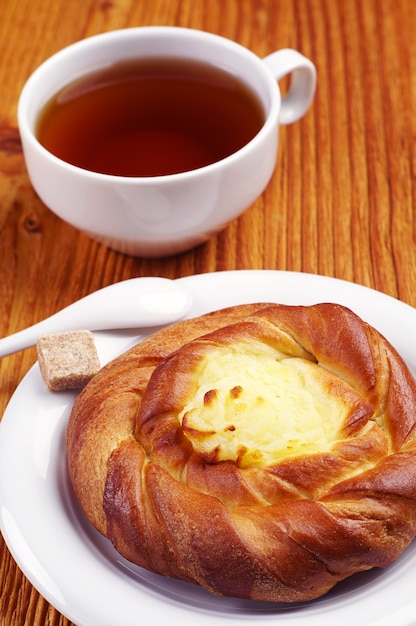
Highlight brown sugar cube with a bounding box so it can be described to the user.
[37,330,101,391]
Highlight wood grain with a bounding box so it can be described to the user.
[0,0,416,623]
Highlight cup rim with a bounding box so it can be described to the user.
[18,26,281,183]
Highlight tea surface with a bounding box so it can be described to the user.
[36,57,265,177]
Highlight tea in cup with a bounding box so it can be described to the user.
[18,27,316,257]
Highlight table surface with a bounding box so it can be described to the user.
[1,0,415,624]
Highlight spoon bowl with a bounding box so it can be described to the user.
[0,277,192,358]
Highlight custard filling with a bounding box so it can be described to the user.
[179,343,361,467]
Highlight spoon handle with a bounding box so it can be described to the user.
[0,277,191,358]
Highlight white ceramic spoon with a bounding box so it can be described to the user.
[0,277,192,358]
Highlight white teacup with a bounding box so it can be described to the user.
[18,27,316,257]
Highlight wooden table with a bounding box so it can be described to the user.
[0,0,415,624]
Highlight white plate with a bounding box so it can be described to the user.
[1,270,416,626]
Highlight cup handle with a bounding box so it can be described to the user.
[262,49,317,125]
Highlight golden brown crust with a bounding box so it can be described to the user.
[66,302,416,602]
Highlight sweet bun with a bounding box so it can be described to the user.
[66,302,416,602]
